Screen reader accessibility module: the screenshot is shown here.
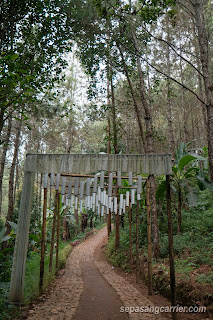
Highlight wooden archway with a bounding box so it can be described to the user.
[10,153,172,303]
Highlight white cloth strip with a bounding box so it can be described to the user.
[108,172,113,197]
[123,199,126,213]
[105,194,108,207]
[101,205,104,216]
[90,196,93,209]
[80,199,83,213]
[114,197,117,213]
[137,175,142,194]
[50,173,55,187]
[75,196,78,210]
[131,189,135,205]
[103,190,106,206]
[93,174,98,193]
[92,193,96,205]
[43,173,48,189]
[101,191,104,204]
[100,170,105,188]
[137,193,141,200]
[129,172,133,186]
[97,186,101,201]
[61,195,64,204]
[55,173,60,191]
[87,196,90,209]
[120,194,123,209]
[117,171,121,187]
[126,191,129,207]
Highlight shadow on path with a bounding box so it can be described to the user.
[74,259,128,320]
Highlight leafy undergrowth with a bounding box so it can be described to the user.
[0,241,72,320]
[106,189,213,312]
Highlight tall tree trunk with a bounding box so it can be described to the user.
[166,15,175,155]
[39,173,43,226]
[0,116,12,217]
[107,75,112,154]
[110,77,119,154]
[118,44,146,153]
[193,25,208,139]
[177,183,182,233]
[193,0,213,181]
[150,175,160,258]
[5,119,22,235]
[0,108,6,140]
[13,159,19,205]
[131,26,153,153]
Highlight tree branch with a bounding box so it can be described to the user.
[140,25,203,77]
[115,36,207,106]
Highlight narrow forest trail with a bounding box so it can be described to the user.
[27,227,169,320]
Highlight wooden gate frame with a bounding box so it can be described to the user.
[9,153,172,303]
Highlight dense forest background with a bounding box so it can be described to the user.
[0,0,212,218]
[0,1,213,318]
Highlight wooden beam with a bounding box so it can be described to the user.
[9,172,35,302]
[60,172,148,180]
[39,187,47,292]
[147,177,153,295]
[166,175,177,320]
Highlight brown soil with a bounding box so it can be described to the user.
[25,227,212,320]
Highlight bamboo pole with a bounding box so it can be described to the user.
[56,192,60,270]
[74,197,79,226]
[107,208,112,238]
[136,199,140,283]
[61,172,148,180]
[49,190,58,272]
[166,175,177,320]
[39,187,47,292]
[129,199,133,271]
[146,177,153,295]
[115,200,119,250]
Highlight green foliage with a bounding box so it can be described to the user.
[0,0,73,138]
[107,187,213,289]
[24,241,72,304]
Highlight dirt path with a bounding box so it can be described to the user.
[27,227,169,320]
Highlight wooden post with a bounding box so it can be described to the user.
[74,197,79,227]
[136,175,142,282]
[136,199,139,283]
[107,173,113,238]
[146,177,153,295]
[129,203,133,271]
[49,190,58,272]
[56,192,60,270]
[166,175,177,320]
[39,186,48,292]
[115,198,119,250]
[9,171,35,302]
[107,208,112,238]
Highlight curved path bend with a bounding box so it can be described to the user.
[27,227,167,320]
